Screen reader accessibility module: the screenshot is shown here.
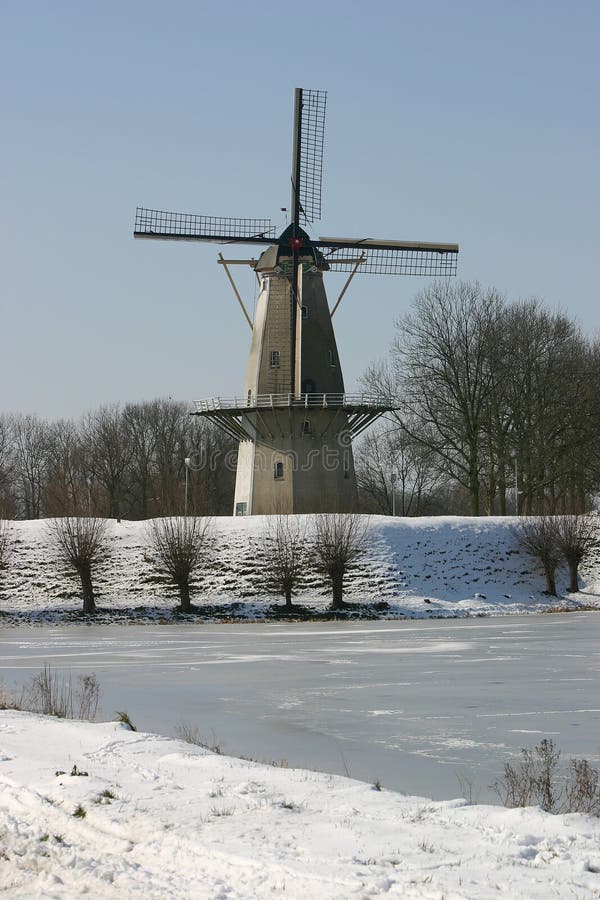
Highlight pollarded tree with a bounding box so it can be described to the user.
[146,516,213,613]
[313,514,369,610]
[513,516,562,596]
[261,514,308,609]
[555,514,598,593]
[48,517,109,615]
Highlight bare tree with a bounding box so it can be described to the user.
[147,400,189,515]
[48,517,109,614]
[365,282,505,516]
[261,515,307,609]
[146,516,213,612]
[44,418,88,516]
[513,516,562,596]
[555,514,598,593]
[0,518,12,575]
[10,413,49,518]
[83,405,133,520]
[312,514,369,610]
[123,402,157,519]
[355,420,441,515]
[0,415,16,517]
[493,302,590,514]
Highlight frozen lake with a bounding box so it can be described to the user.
[1,613,599,802]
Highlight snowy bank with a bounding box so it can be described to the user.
[1,515,599,623]
[1,710,599,898]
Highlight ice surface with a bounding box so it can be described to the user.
[1,613,599,803]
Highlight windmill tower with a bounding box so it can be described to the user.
[134,89,458,515]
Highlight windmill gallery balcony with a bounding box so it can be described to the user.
[192,393,397,443]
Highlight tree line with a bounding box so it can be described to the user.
[0,400,236,520]
[357,281,600,516]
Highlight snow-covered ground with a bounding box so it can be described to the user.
[1,710,599,899]
[1,515,599,622]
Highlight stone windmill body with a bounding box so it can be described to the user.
[134,89,458,515]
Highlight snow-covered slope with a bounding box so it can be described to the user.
[1,710,599,899]
[1,516,599,622]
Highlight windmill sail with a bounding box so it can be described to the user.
[297,89,327,225]
[316,237,459,276]
[134,208,276,244]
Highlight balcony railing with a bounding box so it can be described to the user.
[193,393,394,413]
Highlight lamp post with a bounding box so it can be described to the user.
[184,457,192,516]
[390,472,397,517]
[510,448,519,516]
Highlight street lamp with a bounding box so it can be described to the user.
[510,448,519,516]
[184,457,192,516]
[390,472,397,517]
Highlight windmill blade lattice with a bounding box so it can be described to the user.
[298,90,327,225]
[316,238,459,276]
[134,208,276,244]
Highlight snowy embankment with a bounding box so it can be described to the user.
[1,711,599,899]
[0,516,600,622]
[2,515,600,622]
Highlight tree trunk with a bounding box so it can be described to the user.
[469,475,480,516]
[331,575,344,610]
[79,563,96,615]
[178,581,191,612]
[284,587,293,609]
[468,452,480,516]
[567,559,579,593]
[543,566,557,596]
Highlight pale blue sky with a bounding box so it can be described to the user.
[1,0,598,419]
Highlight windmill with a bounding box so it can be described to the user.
[134,88,458,515]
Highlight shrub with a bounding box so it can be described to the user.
[115,710,137,731]
[493,738,600,815]
[24,665,100,721]
[175,722,222,753]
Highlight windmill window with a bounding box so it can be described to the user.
[328,350,336,367]
[302,379,316,394]
[302,419,312,435]
[270,350,280,368]
[274,461,284,480]
[301,305,309,319]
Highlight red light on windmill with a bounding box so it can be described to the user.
[290,237,304,250]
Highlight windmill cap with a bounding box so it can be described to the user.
[255,224,329,273]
